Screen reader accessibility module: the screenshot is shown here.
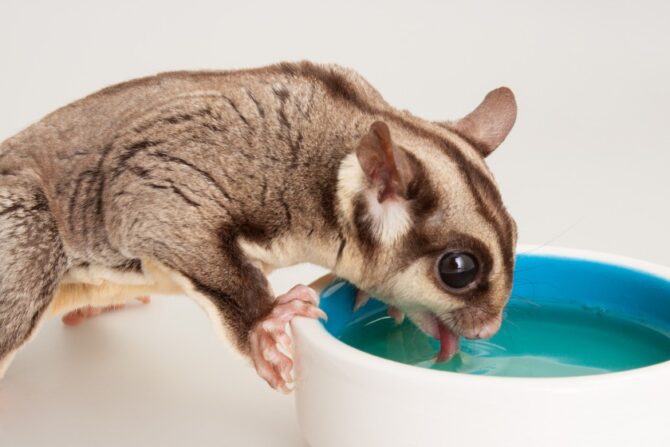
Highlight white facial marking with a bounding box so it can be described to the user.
[336,152,365,221]
[364,190,411,245]
[337,152,412,246]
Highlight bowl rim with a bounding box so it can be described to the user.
[292,245,670,386]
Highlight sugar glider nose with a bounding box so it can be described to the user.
[474,315,502,339]
[459,313,502,340]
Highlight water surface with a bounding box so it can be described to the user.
[338,303,670,377]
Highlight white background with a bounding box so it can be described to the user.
[0,1,668,445]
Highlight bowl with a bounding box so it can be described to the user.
[291,246,670,447]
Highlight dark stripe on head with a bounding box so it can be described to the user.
[443,147,516,276]
[336,235,347,264]
[352,193,377,256]
[278,62,516,276]
[403,149,439,218]
[445,126,491,159]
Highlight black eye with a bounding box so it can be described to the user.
[438,252,479,290]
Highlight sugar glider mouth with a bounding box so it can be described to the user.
[436,318,460,362]
[407,311,460,362]
[406,308,503,362]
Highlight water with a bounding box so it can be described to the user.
[338,303,670,377]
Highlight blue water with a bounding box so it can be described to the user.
[320,254,670,377]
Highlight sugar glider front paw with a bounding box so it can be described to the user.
[61,296,151,326]
[249,285,326,393]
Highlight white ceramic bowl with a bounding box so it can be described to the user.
[291,246,670,447]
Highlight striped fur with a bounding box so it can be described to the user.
[0,61,517,376]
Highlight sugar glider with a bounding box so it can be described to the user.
[0,62,517,391]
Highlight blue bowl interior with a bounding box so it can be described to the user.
[318,253,670,376]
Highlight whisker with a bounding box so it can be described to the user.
[511,295,543,307]
[516,217,587,255]
[501,316,520,330]
[484,218,587,286]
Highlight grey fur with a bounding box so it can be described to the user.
[0,61,517,374]
[0,176,68,359]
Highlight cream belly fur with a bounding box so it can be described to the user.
[48,259,182,317]
[0,260,206,380]
[46,259,245,357]
[1,256,263,380]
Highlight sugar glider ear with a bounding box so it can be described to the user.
[439,87,517,157]
[355,121,415,244]
[356,121,413,203]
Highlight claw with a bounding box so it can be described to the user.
[388,305,405,325]
[353,289,370,312]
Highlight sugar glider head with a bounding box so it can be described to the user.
[336,87,518,361]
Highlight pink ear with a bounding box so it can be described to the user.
[442,87,517,157]
[356,121,412,202]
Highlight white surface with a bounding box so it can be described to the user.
[0,265,326,446]
[293,247,670,447]
[0,0,668,445]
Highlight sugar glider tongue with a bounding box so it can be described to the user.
[437,321,460,362]
[0,61,516,390]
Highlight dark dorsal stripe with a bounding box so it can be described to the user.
[441,124,491,159]
[87,62,515,274]
[274,62,515,276]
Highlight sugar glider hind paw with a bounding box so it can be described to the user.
[61,296,151,326]
[249,285,326,393]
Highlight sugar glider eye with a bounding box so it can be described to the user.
[438,252,479,290]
